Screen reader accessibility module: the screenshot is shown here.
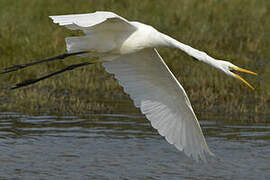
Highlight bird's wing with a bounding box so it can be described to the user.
[103,48,214,161]
[49,11,137,33]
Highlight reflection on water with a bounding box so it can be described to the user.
[0,112,270,179]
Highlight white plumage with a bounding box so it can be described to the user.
[49,11,256,161]
[103,49,211,161]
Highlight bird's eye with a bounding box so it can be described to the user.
[228,66,235,72]
[228,66,232,71]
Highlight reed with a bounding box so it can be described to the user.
[0,0,269,121]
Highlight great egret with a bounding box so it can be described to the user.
[2,11,257,161]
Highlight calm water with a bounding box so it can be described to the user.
[0,111,270,179]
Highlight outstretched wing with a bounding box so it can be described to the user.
[103,49,214,161]
[49,11,137,34]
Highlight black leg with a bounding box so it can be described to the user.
[1,51,88,74]
[11,62,92,90]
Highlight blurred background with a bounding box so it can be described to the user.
[0,1,270,179]
[0,0,269,122]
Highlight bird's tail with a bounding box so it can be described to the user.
[65,36,93,57]
[65,34,117,58]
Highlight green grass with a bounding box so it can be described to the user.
[0,0,269,121]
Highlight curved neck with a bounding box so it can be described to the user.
[160,33,219,67]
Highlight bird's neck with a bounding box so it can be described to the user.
[160,33,219,67]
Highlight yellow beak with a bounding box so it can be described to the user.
[231,67,257,90]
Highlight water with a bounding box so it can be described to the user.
[0,112,270,179]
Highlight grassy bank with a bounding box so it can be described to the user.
[0,0,269,121]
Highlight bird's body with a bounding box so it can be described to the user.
[4,11,256,161]
[65,22,166,56]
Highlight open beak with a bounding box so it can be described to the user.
[230,67,257,90]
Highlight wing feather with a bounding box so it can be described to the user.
[103,48,214,161]
[49,11,137,33]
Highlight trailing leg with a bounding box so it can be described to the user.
[11,62,92,89]
[1,51,88,74]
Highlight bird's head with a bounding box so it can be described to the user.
[215,60,257,90]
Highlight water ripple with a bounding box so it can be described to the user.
[0,112,269,179]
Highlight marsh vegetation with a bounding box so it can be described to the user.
[0,0,269,121]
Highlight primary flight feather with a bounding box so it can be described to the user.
[5,11,257,161]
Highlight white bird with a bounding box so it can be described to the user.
[5,11,257,161]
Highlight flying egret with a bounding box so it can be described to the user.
[2,11,257,161]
